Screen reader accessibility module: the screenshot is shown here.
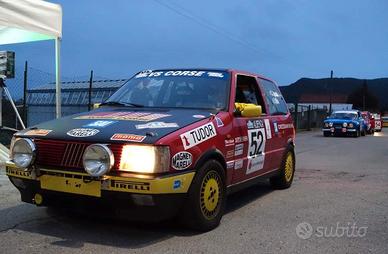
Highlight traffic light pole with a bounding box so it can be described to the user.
[0,77,25,129]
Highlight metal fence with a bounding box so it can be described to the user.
[289,103,328,131]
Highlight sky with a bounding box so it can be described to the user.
[1,0,388,86]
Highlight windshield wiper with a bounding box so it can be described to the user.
[100,101,144,107]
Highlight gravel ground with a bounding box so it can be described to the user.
[0,131,387,254]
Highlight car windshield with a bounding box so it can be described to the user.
[105,70,230,111]
[329,112,357,119]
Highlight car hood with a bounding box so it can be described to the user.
[324,118,358,124]
[16,107,214,144]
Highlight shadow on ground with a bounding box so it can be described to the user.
[0,182,273,250]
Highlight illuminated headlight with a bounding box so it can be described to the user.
[11,138,36,169]
[119,145,170,174]
[348,123,354,128]
[83,144,114,177]
[324,123,329,128]
[329,122,333,127]
[343,122,348,127]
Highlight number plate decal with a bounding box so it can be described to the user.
[246,128,266,174]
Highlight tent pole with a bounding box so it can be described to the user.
[55,38,61,118]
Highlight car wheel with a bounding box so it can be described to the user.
[180,160,226,232]
[270,146,295,189]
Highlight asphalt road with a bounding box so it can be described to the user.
[0,131,387,254]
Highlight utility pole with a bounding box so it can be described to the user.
[328,70,333,115]
[362,79,367,111]
[23,61,28,125]
[88,70,93,111]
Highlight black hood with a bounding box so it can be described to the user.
[17,107,214,144]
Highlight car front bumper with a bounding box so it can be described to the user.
[6,161,195,220]
[322,128,357,134]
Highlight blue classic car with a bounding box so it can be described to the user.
[322,110,366,137]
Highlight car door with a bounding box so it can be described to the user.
[230,74,276,184]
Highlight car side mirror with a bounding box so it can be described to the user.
[241,105,262,117]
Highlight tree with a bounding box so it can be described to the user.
[347,80,379,111]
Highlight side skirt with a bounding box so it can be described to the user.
[226,168,281,195]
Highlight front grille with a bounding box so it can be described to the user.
[34,139,122,170]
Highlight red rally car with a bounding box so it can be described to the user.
[6,69,295,231]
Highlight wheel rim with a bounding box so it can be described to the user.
[200,170,221,220]
[284,152,294,182]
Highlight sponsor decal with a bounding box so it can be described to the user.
[274,122,279,133]
[67,128,99,137]
[180,122,217,150]
[215,117,224,127]
[110,180,150,191]
[234,159,243,170]
[135,121,179,129]
[234,143,244,156]
[246,128,266,174]
[269,90,281,98]
[110,133,146,142]
[207,72,224,78]
[247,120,264,129]
[173,180,182,190]
[272,98,280,105]
[24,129,52,136]
[193,114,206,119]
[6,167,33,179]
[264,119,272,139]
[278,123,294,130]
[83,120,116,128]
[225,138,235,147]
[235,136,248,143]
[226,161,234,169]
[75,111,170,122]
[226,150,234,159]
[135,70,227,79]
[172,151,193,170]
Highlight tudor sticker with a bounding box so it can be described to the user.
[135,122,179,129]
[110,133,146,142]
[246,128,266,174]
[24,129,52,136]
[66,128,99,137]
[75,112,170,122]
[84,120,116,128]
[180,122,216,150]
[172,151,193,170]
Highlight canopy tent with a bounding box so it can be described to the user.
[0,0,62,119]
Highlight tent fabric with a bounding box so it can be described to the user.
[0,0,62,45]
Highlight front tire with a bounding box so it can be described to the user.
[270,147,295,189]
[180,160,226,232]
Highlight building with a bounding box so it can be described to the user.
[297,94,353,112]
[27,79,128,126]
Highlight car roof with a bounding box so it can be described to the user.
[333,110,358,114]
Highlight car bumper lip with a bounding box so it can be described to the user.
[322,128,357,132]
[5,161,195,196]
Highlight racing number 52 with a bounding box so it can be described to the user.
[248,129,265,157]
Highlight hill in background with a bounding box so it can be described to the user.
[280,77,388,112]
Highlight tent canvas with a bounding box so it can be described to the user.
[0,0,62,119]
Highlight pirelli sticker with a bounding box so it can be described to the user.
[108,179,150,192]
[6,167,34,179]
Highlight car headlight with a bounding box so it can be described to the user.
[343,122,348,127]
[329,122,333,127]
[348,123,354,128]
[324,122,329,127]
[11,138,36,169]
[83,144,114,177]
[119,145,170,173]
